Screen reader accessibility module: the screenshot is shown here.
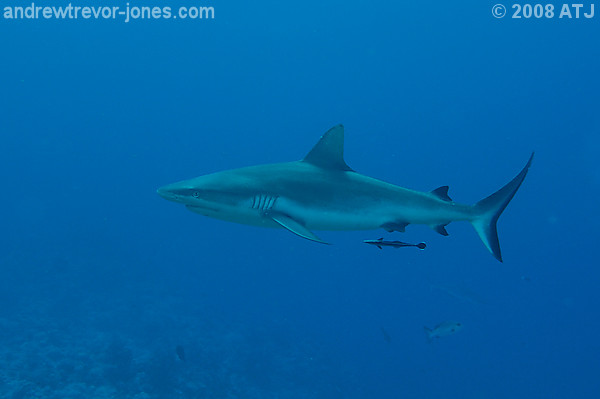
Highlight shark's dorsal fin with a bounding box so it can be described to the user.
[303,125,353,171]
[431,186,452,202]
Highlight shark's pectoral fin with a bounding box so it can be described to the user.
[267,212,330,244]
[381,222,409,233]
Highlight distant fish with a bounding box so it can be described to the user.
[520,275,532,283]
[364,238,426,250]
[430,283,488,305]
[380,326,392,344]
[424,321,463,342]
[175,345,186,362]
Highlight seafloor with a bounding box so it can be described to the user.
[0,245,352,399]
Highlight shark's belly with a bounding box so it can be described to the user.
[278,197,470,230]
[188,193,469,232]
[304,210,384,230]
[191,196,384,231]
[274,197,387,231]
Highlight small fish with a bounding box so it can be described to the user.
[175,345,186,362]
[424,321,463,342]
[364,238,426,250]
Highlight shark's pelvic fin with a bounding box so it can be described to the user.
[381,221,409,233]
[268,212,330,244]
[471,153,534,262]
[431,186,453,202]
[302,125,353,171]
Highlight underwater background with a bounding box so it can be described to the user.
[1,1,599,398]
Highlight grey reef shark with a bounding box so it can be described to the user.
[158,125,533,262]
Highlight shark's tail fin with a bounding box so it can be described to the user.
[471,153,534,262]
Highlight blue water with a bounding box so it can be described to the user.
[1,1,599,398]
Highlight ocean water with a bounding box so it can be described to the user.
[1,1,599,398]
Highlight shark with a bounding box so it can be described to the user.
[157,125,533,262]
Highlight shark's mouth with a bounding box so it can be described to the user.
[185,204,220,214]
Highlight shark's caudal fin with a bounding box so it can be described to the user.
[471,153,534,262]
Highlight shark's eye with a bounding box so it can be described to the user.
[192,191,200,199]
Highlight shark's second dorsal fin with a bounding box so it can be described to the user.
[431,186,453,202]
[303,125,353,171]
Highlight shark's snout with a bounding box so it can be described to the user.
[157,184,180,202]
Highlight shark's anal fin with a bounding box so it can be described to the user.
[381,222,409,233]
[267,212,330,244]
[431,186,453,202]
[433,223,450,236]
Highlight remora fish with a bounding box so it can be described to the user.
[364,238,426,250]
[158,125,533,262]
[424,321,463,342]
